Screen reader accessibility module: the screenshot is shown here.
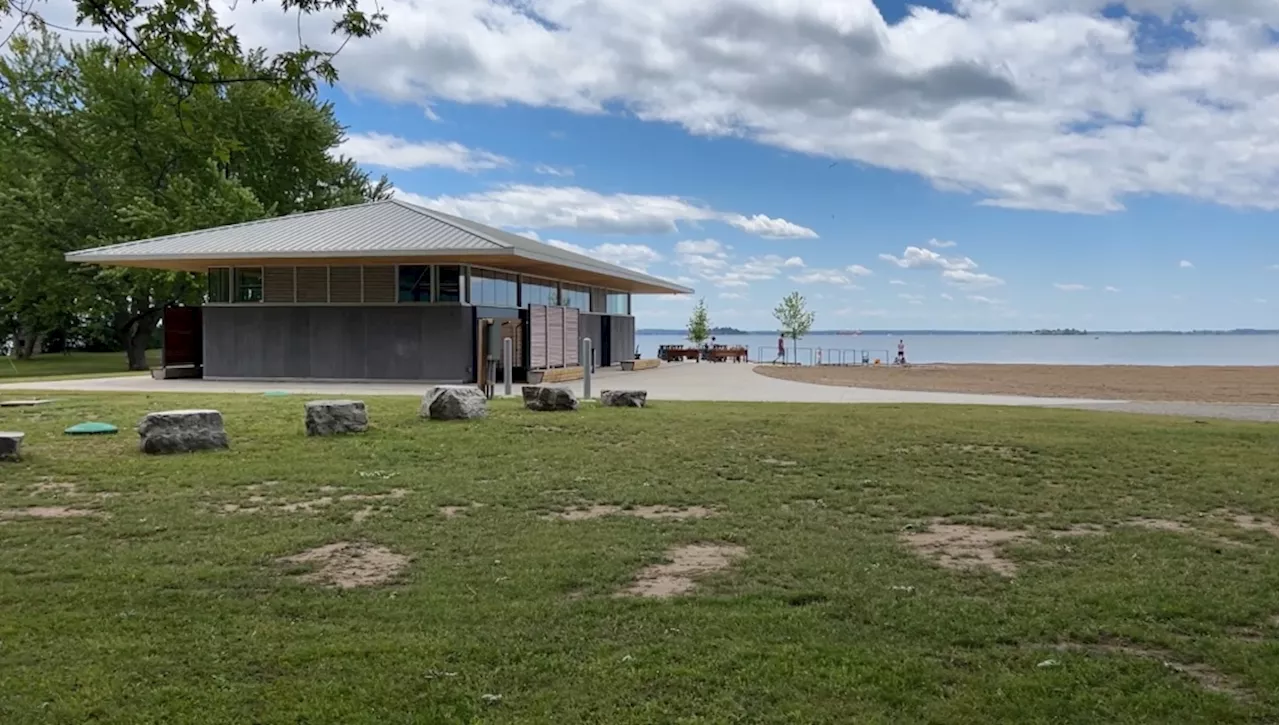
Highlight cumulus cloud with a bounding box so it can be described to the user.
[1179,259,1195,269]
[846,264,873,276]
[879,246,978,271]
[784,256,806,267]
[339,133,510,171]
[791,269,850,284]
[1053,282,1088,291]
[420,184,815,237]
[943,269,1005,288]
[545,239,663,272]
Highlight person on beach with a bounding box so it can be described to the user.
[775,334,786,364]
[895,339,906,365]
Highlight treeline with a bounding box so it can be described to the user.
[0,31,390,368]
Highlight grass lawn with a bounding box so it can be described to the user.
[0,394,1275,724]
[0,350,160,382]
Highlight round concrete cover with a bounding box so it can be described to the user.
[64,422,119,435]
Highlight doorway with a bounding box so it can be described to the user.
[599,317,612,367]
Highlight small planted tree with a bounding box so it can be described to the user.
[772,291,814,364]
[686,298,711,361]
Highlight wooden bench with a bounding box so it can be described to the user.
[708,347,749,363]
[530,366,584,384]
[621,359,660,372]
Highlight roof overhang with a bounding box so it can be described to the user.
[66,248,693,295]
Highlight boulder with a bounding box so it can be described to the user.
[0,432,23,461]
[521,386,541,405]
[137,409,228,455]
[305,400,368,436]
[523,386,579,412]
[600,390,648,408]
[422,386,488,420]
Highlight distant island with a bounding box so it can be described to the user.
[636,328,1278,336]
[710,326,747,335]
[1026,328,1088,336]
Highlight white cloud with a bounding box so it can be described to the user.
[791,269,850,284]
[1053,282,1088,291]
[845,264,873,277]
[889,279,908,286]
[927,238,957,248]
[1179,259,1195,269]
[967,295,1003,304]
[944,269,1005,288]
[898,293,925,305]
[784,256,806,267]
[545,240,663,272]
[339,133,510,171]
[939,292,954,300]
[879,246,978,271]
[675,239,728,256]
[1104,285,1120,292]
[719,292,745,299]
[421,184,815,237]
[534,164,575,177]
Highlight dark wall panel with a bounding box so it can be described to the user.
[610,314,635,364]
[578,313,602,368]
[203,305,473,381]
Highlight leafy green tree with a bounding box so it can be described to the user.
[686,297,712,357]
[772,291,814,363]
[0,31,389,368]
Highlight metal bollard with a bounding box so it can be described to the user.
[581,337,592,399]
[502,336,513,397]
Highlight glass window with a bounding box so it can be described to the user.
[469,269,518,307]
[437,265,462,303]
[234,268,263,303]
[606,292,630,315]
[522,277,559,307]
[207,268,231,303]
[398,265,432,302]
[560,283,590,312]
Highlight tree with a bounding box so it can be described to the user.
[686,297,711,359]
[772,291,814,364]
[0,30,390,368]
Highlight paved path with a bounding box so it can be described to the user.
[0,363,1273,421]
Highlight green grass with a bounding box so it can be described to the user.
[0,350,160,382]
[0,394,1275,724]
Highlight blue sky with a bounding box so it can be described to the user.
[236,0,1280,329]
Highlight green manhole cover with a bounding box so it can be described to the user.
[64,422,119,435]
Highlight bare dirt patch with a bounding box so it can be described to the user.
[901,519,1028,576]
[1211,510,1279,537]
[1121,518,1245,547]
[277,541,409,589]
[544,505,715,521]
[1,506,99,520]
[618,543,747,598]
[1052,640,1250,702]
[760,457,798,467]
[220,488,408,517]
[439,503,484,518]
[30,481,78,495]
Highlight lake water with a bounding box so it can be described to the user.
[635,333,1279,366]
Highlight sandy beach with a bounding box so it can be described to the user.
[754,364,1279,404]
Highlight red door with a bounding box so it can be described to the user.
[163,306,203,367]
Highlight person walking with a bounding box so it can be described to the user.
[774,334,787,364]
[895,339,907,365]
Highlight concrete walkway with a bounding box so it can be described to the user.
[1,363,1273,421]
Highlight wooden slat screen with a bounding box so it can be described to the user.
[564,308,579,366]
[361,265,395,303]
[501,319,523,367]
[263,267,295,303]
[329,266,362,303]
[295,266,329,303]
[530,305,548,369]
[547,306,564,368]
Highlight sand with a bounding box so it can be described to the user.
[755,364,1277,404]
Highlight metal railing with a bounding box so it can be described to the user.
[755,347,891,366]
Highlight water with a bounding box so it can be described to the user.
[635,333,1279,366]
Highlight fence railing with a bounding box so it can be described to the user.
[754,347,892,366]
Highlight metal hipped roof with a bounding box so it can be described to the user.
[64,199,693,294]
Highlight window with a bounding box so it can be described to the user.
[606,291,630,315]
[560,283,590,312]
[234,268,263,303]
[470,268,518,307]
[398,265,432,302]
[437,265,462,303]
[207,268,231,303]
[522,277,559,307]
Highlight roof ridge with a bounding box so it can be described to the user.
[68,199,397,257]
[387,199,512,249]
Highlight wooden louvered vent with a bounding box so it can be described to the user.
[263,267,295,303]
[547,306,565,368]
[564,308,579,366]
[530,305,548,369]
[361,265,395,303]
[295,266,329,303]
[328,266,362,303]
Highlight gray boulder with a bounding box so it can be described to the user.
[138,409,228,455]
[0,431,23,461]
[524,386,579,412]
[423,386,488,420]
[305,400,368,436]
[600,390,648,408]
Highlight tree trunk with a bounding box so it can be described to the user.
[119,308,162,371]
[18,328,39,360]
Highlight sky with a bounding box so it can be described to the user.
[9,0,1280,331]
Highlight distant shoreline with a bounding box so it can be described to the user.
[637,329,1280,336]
